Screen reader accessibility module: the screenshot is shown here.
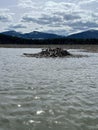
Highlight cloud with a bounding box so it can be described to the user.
[1,0,98,35]
[22,14,63,25]
[8,24,26,29]
[21,1,80,25]
[21,12,82,30]
[18,0,35,8]
[69,21,98,30]
[19,0,98,34]
[0,15,10,22]
[79,0,97,5]
[0,9,14,23]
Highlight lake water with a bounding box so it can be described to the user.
[0,47,98,130]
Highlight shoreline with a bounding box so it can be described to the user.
[0,44,98,52]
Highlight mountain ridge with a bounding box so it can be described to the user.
[67,29,98,39]
[1,29,98,39]
[1,30,63,39]
[0,32,98,45]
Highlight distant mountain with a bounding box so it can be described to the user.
[1,30,22,38]
[1,30,63,39]
[67,30,98,39]
[0,32,98,45]
[22,31,63,39]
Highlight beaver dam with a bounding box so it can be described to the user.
[23,48,72,58]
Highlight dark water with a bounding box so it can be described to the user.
[0,48,98,130]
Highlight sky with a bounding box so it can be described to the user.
[0,0,98,35]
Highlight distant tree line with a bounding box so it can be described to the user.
[0,33,98,45]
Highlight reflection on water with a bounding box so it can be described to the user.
[0,48,98,130]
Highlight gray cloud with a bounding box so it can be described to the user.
[8,24,26,29]
[0,9,14,23]
[21,7,98,34]
[21,16,36,23]
[68,21,98,30]
[1,0,98,35]
[18,0,35,8]
[21,9,82,25]
[22,14,63,25]
[0,15,10,22]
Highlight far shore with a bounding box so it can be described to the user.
[0,44,98,52]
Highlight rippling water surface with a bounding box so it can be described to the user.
[0,48,98,130]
